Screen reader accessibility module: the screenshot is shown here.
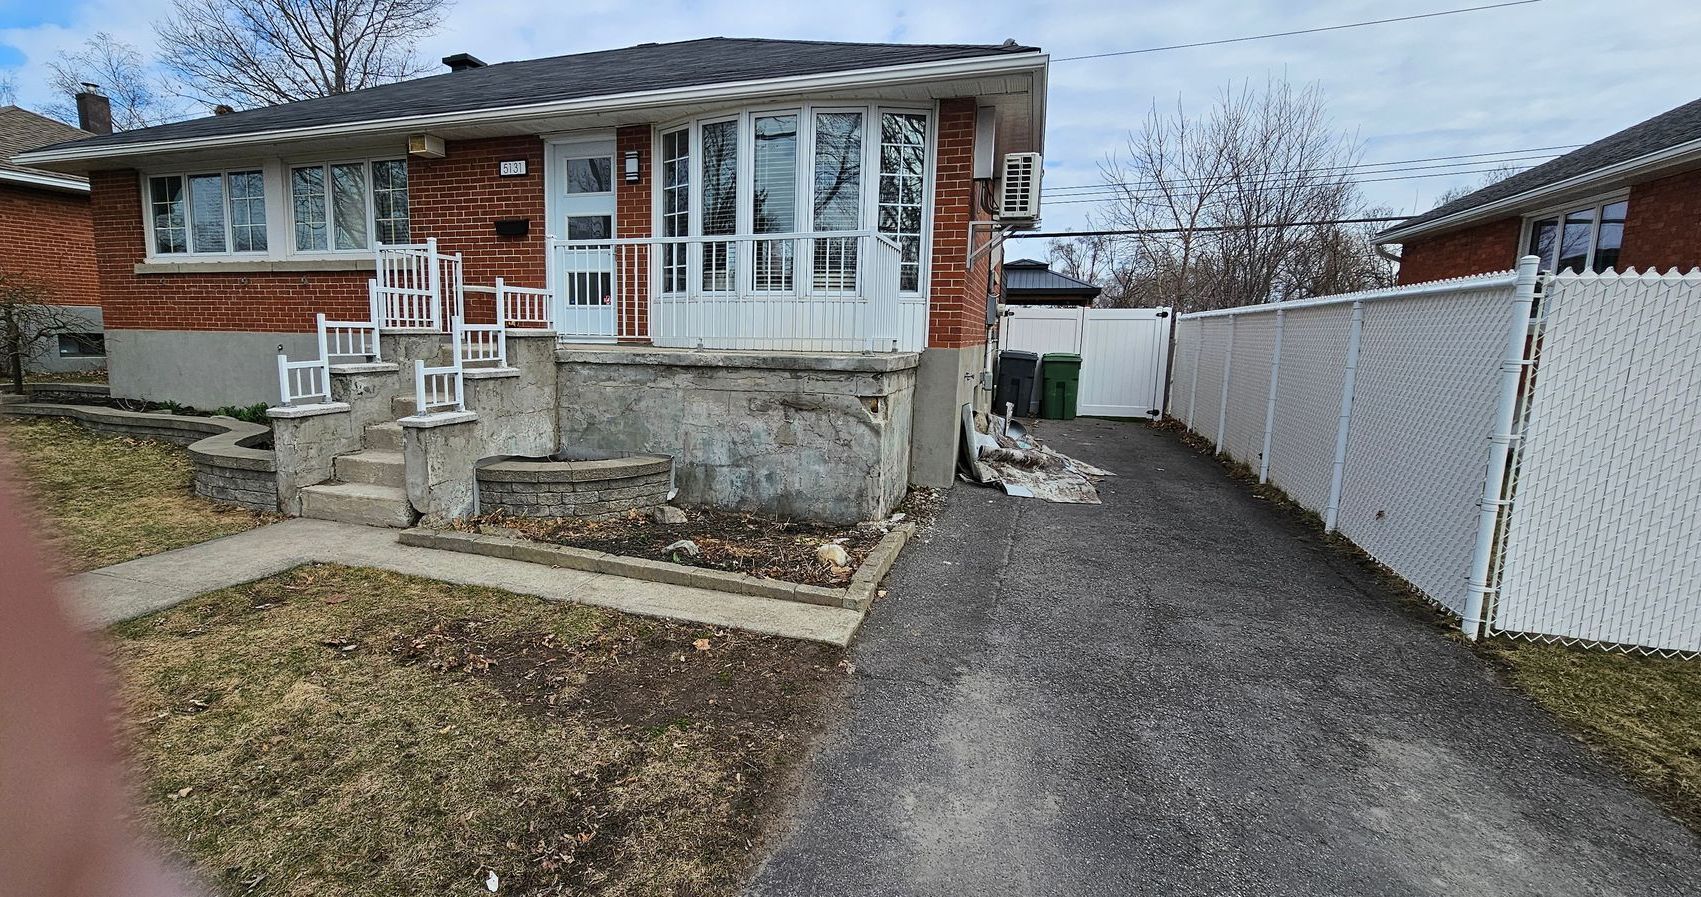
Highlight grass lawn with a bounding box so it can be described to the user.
[1,418,273,571]
[108,564,845,896]
[1482,640,1701,830]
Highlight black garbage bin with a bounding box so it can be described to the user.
[994,350,1039,417]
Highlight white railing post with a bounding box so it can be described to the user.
[1259,308,1285,483]
[1214,314,1235,451]
[314,313,332,398]
[1462,255,1543,640]
[1323,299,1366,533]
[412,359,426,416]
[369,278,384,331]
[276,349,291,406]
[426,237,442,331]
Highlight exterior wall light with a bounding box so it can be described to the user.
[624,149,641,184]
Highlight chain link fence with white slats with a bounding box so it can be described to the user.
[1172,262,1701,655]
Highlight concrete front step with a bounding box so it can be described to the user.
[364,421,403,451]
[299,482,417,528]
[334,450,405,488]
[391,395,417,418]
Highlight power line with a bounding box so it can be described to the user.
[1044,154,1556,199]
[1053,1,1543,62]
[1041,145,1580,195]
[1006,218,1410,239]
[1040,164,1533,207]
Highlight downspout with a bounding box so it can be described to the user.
[1461,255,1542,640]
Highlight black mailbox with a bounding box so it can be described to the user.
[494,218,529,237]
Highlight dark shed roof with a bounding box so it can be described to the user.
[28,37,1040,157]
[1003,258,1101,303]
[1380,95,1701,241]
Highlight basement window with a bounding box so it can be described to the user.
[1523,196,1628,273]
[57,332,104,358]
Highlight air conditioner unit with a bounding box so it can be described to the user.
[998,152,1042,223]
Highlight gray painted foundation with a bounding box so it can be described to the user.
[109,329,320,407]
[908,343,993,488]
[23,305,105,375]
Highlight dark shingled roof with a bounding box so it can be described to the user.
[0,106,91,182]
[1003,259,1101,300]
[1380,95,1701,241]
[30,37,1040,156]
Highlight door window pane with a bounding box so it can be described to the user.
[372,160,409,245]
[1593,200,1627,272]
[149,175,187,254]
[330,163,370,251]
[879,112,928,292]
[228,170,267,252]
[566,157,612,193]
[567,215,612,240]
[292,166,328,251]
[188,174,227,252]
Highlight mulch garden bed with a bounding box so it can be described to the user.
[465,488,941,588]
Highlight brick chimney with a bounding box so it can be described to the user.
[74,84,112,134]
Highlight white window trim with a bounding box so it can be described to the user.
[139,167,272,260]
[284,155,410,256]
[650,100,936,297]
[1518,189,1630,273]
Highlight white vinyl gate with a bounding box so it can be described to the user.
[1001,306,1172,418]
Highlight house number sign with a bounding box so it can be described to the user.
[499,160,528,176]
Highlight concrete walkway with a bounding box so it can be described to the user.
[67,519,863,645]
[747,419,1701,897]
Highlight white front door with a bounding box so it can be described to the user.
[552,139,617,340]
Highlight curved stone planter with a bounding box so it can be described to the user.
[0,402,278,512]
[477,454,672,518]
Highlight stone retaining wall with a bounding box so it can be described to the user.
[477,455,672,518]
[0,402,279,512]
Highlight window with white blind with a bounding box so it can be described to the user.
[146,169,267,256]
[656,103,933,295]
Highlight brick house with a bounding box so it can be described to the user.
[0,105,101,374]
[1379,95,1701,284]
[18,38,1050,498]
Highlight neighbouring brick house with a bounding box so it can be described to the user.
[0,105,102,374]
[1379,95,1701,283]
[18,38,1050,497]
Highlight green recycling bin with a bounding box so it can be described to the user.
[1039,353,1082,420]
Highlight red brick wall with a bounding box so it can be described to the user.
[1394,217,1523,285]
[0,183,98,306]
[615,125,652,337]
[90,135,550,334]
[1618,166,1701,271]
[927,97,994,350]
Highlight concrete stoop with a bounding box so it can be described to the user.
[299,482,417,528]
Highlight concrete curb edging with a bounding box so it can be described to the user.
[0,401,278,511]
[397,521,915,612]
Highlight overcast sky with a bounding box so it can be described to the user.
[3,0,1698,232]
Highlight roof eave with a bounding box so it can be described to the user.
[1377,136,1701,245]
[15,50,1050,171]
[0,168,90,193]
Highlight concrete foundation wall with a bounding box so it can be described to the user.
[555,346,918,523]
[909,343,991,488]
[24,306,105,375]
[109,329,319,407]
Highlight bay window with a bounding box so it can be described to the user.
[290,158,410,253]
[656,103,932,295]
[1524,197,1628,274]
[147,169,267,256]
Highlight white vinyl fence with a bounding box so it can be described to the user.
[1003,306,1172,418]
[1174,258,1701,656]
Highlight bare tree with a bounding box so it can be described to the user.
[0,273,91,395]
[156,0,450,109]
[1084,78,1389,312]
[0,72,17,106]
[1431,163,1525,207]
[45,33,178,129]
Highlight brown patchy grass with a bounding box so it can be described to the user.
[107,564,847,896]
[0,418,274,571]
[1481,640,1701,831]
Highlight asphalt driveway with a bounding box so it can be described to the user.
[746,418,1700,897]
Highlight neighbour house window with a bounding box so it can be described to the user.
[290,159,409,252]
[147,169,267,256]
[656,103,932,295]
[1525,198,1628,273]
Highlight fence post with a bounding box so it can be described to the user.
[1187,320,1203,428]
[1259,308,1285,483]
[1323,299,1365,532]
[1461,255,1543,640]
[1214,314,1235,451]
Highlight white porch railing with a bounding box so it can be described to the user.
[548,231,915,352]
[275,312,383,405]
[413,316,469,414]
[375,238,464,331]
